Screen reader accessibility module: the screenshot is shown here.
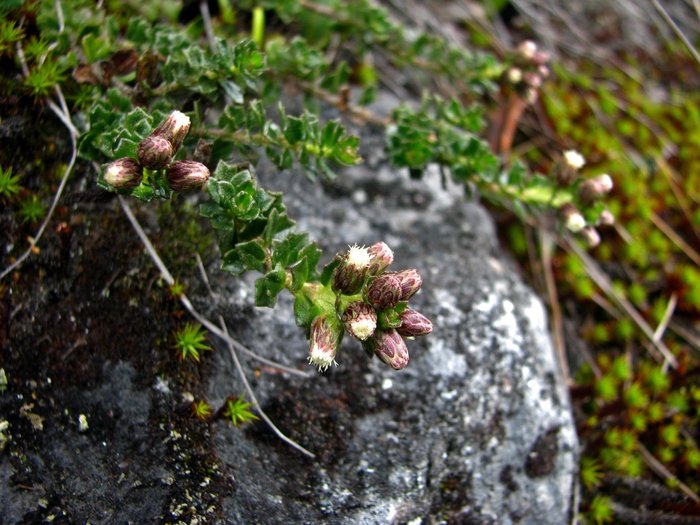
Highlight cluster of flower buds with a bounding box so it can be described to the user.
[555,150,615,248]
[503,40,551,105]
[307,242,432,372]
[103,111,210,193]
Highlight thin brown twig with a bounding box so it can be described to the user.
[541,230,570,383]
[656,157,700,238]
[637,442,700,503]
[1,44,78,280]
[199,0,217,54]
[562,235,678,369]
[117,196,312,379]
[652,293,677,343]
[650,211,700,267]
[217,315,315,458]
[650,0,700,68]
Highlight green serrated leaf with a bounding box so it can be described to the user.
[320,120,343,149]
[210,138,236,166]
[106,88,132,113]
[126,18,151,45]
[220,80,244,104]
[221,249,245,275]
[246,100,265,132]
[209,210,234,230]
[284,116,305,145]
[320,254,343,286]
[215,180,237,209]
[235,240,267,271]
[290,256,309,291]
[280,149,293,170]
[111,137,139,159]
[220,105,246,131]
[254,264,287,307]
[263,208,296,245]
[293,293,318,330]
[199,202,220,218]
[130,184,155,202]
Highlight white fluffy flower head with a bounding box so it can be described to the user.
[170,110,191,131]
[308,343,337,372]
[346,244,371,269]
[563,150,585,170]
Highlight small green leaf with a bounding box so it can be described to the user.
[220,80,244,104]
[320,254,343,286]
[210,138,236,166]
[294,292,319,330]
[235,240,267,271]
[126,18,151,44]
[290,256,309,291]
[220,105,246,131]
[246,100,265,132]
[222,249,245,275]
[284,116,305,145]
[263,208,296,245]
[254,264,287,307]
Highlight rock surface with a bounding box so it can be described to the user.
[0,121,577,525]
[200,142,578,524]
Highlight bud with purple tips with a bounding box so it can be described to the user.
[396,308,433,338]
[151,110,191,153]
[137,135,173,170]
[390,269,423,301]
[364,273,401,310]
[517,40,537,60]
[577,174,613,206]
[308,315,343,372]
[341,301,377,341]
[363,329,409,370]
[580,226,601,248]
[166,160,210,192]
[332,245,371,295]
[366,241,394,276]
[598,209,615,226]
[104,157,143,189]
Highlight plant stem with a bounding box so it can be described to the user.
[252,7,265,49]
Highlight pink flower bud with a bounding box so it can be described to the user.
[341,301,377,341]
[598,209,615,226]
[577,174,613,206]
[136,135,173,170]
[389,269,423,301]
[533,50,550,66]
[517,40,537,60]
[151,110,191,153]
[396,308,433,337]
[363,329,409,370]
[332,245,371,295]
[523,72,542,88]
[104,157,143,189]
[367,242,394,276]
[524,87,539,105]
[166,160,210,192]
[580,226,601,248]
[308,316,343,372]
[364,273,401,310]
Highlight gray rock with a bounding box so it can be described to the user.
[202,153,578,524]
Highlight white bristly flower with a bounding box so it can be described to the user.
[563,150,585,170]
